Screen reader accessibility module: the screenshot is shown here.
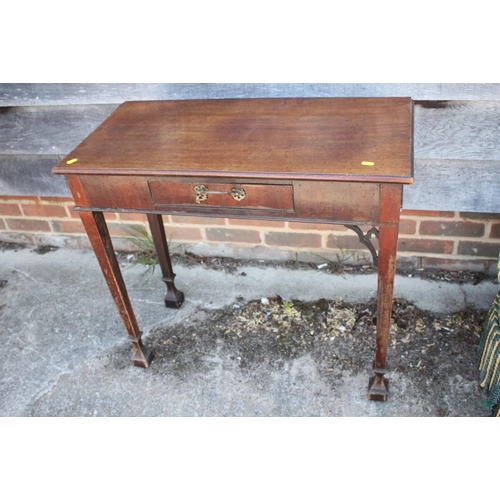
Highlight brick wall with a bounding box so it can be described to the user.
[1,196,499,275]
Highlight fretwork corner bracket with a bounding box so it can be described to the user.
[344,225,380,268]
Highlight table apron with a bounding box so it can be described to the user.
[69,175,385,225]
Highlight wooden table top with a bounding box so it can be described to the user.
[53,98,413,183]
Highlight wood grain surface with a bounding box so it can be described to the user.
[149,180,295,211]
[52,98,413,182]
[414,101,500,160]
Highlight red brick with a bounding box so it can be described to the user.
[68,206,80,218]
[40,196,73,203]
[6,218,51,232]
[288,221,340,231]
[458,241,500,258]
[21,204,68,218]
[118,213,149,222]
[399,219,416,234]
[0,195,39,202]
[206,228,261,244]
[327,234,379,251]
[228,218,285,228]
[398,238,454,254]
[419,220,484,237]
[401,209,455,218]
[459,212,500,221]
[104,212,118,221]
[490,224,500,239]
[0,219,5,230]
[171,215,226,226]
[51,220,85,233]
[165,227,203,241]
[56,221,144,238]
[265,232,321,248]
[0,203,22,216]
[107,223,145,238]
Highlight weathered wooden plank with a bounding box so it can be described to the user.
[1,83,500,106]
[414,101,500,160]
[0,154,70,197]
[1,100,500,161]
[0,104,118,155]
[403,159,500,213]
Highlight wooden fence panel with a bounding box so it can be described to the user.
[0,155,68,197]
[0,105,118,155]
[405,159,500,212]
[414,101,500,160]
[1,83,499,106]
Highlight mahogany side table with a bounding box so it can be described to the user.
[53,98,414,401]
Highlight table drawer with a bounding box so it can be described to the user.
[149,180,294,211]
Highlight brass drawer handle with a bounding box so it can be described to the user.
[194,184,246,204]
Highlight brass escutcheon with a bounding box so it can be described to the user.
[194,184,246,203]
[194,184,208,203]
[230,187,246,201]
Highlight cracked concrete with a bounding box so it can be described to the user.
[0,247,497,417]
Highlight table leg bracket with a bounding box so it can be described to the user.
[344,225,379,268]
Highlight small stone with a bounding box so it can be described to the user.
[317,263,328,269]
[261,297,269,305]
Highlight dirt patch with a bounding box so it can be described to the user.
[0,241,26,252]
[117,295,489,416]
[32,245,58,255]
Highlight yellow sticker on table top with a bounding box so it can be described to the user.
[66,158,78,165]
[361,161,375,166]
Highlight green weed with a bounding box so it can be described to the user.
[123,225,158,281]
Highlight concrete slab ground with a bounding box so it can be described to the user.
[0,247,497,417]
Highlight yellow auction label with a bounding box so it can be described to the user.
[361,161,375,166]
[66,158,78,165]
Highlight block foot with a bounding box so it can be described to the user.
[367,368,389,402]
[164,289,185,309]
[130,336,154,368]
